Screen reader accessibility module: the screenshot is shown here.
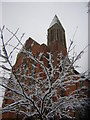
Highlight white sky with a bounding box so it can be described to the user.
[0,0,89,107]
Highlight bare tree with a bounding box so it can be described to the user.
[0,26,89,120]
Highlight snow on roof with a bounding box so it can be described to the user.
[49,15,64,30]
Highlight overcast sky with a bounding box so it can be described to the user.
[0,0,89,107]
[2,2,88,71]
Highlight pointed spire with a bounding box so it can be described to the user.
[49,15,64,30]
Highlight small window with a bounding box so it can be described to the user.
[80,81,83,87]
[60,31,62,42]
[76,83,78,90]
[61,89,64,97]
[22,76,26,82]
[59,66,62,72]
[57,29,59,40]
[51,30,54,42]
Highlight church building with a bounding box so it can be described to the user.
[2,15,89,120]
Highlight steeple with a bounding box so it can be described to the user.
[47,15,67,56]
[49,15,64,31]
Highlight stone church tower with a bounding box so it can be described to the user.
[47,15,67,56]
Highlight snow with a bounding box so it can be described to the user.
[31,41,34,47]
[0,27,89,119]
[39,52,43,59]
[49,15,62,28]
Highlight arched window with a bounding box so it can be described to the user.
[60,30,62,42]
[51,29,54,42]
[57,29,59,40]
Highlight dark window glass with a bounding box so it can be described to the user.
[76,83,78,90]
[57,29,58,40]
[80,81,83,87]
[51,30,54,42]
[61,89,64,97]
[60,31,62,42]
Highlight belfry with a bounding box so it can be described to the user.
[47,15,67,56]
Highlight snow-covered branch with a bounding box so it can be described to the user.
[0,26,89,120]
